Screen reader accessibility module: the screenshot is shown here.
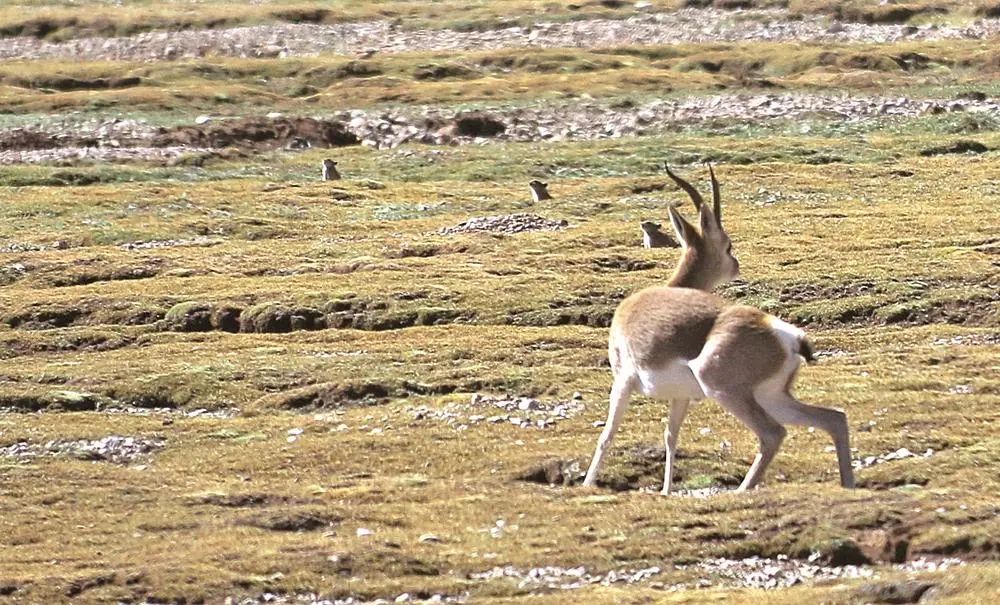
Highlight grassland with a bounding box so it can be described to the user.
[1,1,999,604]
[1,39,999,115]
[1,0,999,43]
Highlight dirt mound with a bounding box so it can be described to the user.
[152,116,359,150]
[453,112,507,137]
[236,510,339,532]
[919,140,989,156]
[0,129,62,151]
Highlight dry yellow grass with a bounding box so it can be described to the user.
[0,149,997,602]
[1,0,999,601]
[1,39,998,113]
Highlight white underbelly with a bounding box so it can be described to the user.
[635,360,706,401]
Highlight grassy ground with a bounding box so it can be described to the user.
[2,39,999,114]
[2,0,999,42]
[1,1,999,603]
[0,148,998,603]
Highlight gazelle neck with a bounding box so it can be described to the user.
[667,249,717,291]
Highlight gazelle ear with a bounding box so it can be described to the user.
[668,206,699,247]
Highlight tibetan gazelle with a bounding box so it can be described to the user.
[583,165,855,493]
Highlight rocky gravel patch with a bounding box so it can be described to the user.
[1,10,999,62]
[407,393,586,430]
[3,92,997,164]
[119,236,223,251]
[0,145,209,166]
[469,556,963,592]
[469,565,663,589]
[1,435,164,464]
[336,92,1000,150]
[0,403,237,419]
[438,214,569,236]
[129,556,964,604]
[214,594,465,605]
[931,333,1000,347]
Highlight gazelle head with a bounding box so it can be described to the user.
[663,164,739,291]
[528,180,552,202]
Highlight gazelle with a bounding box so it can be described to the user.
[528,180,553,202]
[583,165,855,493]
[640,220,679,249]
[322,159,341,181]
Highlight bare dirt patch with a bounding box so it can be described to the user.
[237,510,340,532]
[919,139,990,156]
[151,116,359,150]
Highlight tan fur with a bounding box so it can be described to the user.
[698,306,787,386]
[612,287,723,367]
[583,165,854,493]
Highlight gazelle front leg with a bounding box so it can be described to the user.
[582,375,634,487]
[661,399,690,495]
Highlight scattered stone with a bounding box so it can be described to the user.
[682,555,875,590]
[469,565,662,590]
[406,393,585,430]
[2,10,999,63]
[931,333,1000,346]
[213,592,466,604]
[120,236,222,251]
[5,92,1000,164]
[1,435,164,464]
[853,447,935,469]
[464,556,965,593]
[0,145,209,166]
[439,214,569,236]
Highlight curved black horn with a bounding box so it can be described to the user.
[707,163,721,225]
[662,163,703,211]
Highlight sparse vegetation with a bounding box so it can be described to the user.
[2,40,1000,113]
[1,1,998,603]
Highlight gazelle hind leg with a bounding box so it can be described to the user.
[582,374,634,487]
[709,390,786,491]
[756,383,855,488]
[662,399,690,495]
